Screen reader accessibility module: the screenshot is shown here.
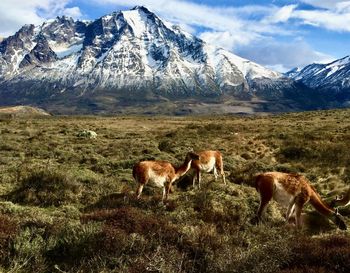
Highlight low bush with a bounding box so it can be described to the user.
[280,235,350,273]
[6,168,82,206]
[279,146,315,161]
[0,214,18,265]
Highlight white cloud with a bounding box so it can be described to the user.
[293,7,350,32]
[200,31,260,50]
[176,23,196,35]
[291,1,350,32]
[236,39,334,72]
[264,4,297,23]
[335,1,350,12]
[300,0,347,9]
[0,0,82,37]
[64,7,83,18]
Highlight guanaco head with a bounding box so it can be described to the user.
[330,195,342,208]
[333,208,347,230]
[186,151,200,162]
[330,187,350,208]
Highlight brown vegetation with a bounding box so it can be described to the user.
[0,109,349,272]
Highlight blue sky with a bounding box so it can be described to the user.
[1,0,350,72]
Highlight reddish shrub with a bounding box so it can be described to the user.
[82,207,180,247]
[281,235,350,273]
[0,214,18,263]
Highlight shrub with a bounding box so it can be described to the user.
[82,207,179,243]
[109,159,135,169]
[158,139,174,152]
[280,235,350,273]
[279,146,314,161]
[0,214,18,264]
[11,226,50,272]
[6,168,82,206]
[228,161,272,186]
[45,222,102,271]
[80,207,181,270]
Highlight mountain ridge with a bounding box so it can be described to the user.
[286,55,350,107]
[0,6,325,114]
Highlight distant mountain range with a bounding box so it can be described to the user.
[0,6,348,114]
[285,56,350,107]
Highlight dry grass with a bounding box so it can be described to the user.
[0,109,349,272]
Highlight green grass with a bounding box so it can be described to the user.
[0,110,350,272]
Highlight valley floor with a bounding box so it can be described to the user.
[0,110,350,272]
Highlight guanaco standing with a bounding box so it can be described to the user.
[191,150,226,188]
[133,152,199,202]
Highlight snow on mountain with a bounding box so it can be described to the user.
[0,6,297,112]
[287,56,350,91]
[284,67,302,78]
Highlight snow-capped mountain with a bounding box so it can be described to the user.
[0,6,304,113]
[284,67,302,78]
[287,56,350,101]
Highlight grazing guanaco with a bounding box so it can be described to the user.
[191,150,226,188]
[133,152,199,202]
[255,172,347,230]
[331,187,350,208]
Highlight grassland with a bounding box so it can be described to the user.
[0,109,350,273]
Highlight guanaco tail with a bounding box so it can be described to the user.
[255,172,347,230]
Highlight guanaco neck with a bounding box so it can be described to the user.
[174,159,192,179]
[310,190,334,216]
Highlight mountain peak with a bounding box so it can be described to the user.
[0,6,297,114]
[121,6,157,37]
[131,5,151,13]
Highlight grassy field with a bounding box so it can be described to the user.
[0,109,350,273]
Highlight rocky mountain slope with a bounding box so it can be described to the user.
[287,56,350,106]
[0,6,315,114]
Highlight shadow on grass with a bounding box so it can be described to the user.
[82,191,178,214]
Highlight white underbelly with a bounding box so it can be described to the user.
[273,181,294,207]
[199,158,215,173]
[148,170,166,188]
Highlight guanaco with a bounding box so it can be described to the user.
[191,150,226,188]
[255,172,347,230]
[133,152,199,202]
[331,187,350,208]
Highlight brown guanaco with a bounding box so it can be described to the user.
[191,150,226,188]
[133,152,199,202]
[255,172,347,230]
